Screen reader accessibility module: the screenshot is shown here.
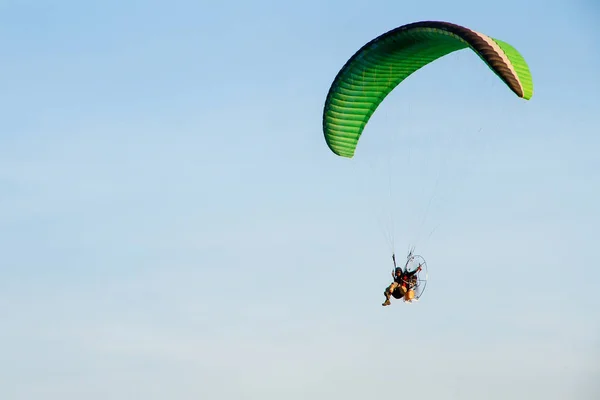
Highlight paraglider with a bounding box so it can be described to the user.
[322,20,534,158]
[383,252,428,306]
[322,21,534,305]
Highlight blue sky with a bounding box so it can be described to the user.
[1,0,599,399]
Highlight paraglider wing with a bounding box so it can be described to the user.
[322,21,534,158]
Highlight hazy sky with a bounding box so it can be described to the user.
[1,0,598,399]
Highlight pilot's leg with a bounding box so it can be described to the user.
[382,282,399,306]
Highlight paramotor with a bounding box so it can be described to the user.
[391,252,429,302]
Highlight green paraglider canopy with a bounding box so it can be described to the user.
[322,20,534,158]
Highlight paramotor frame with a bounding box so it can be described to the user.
[391,252,429,302]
